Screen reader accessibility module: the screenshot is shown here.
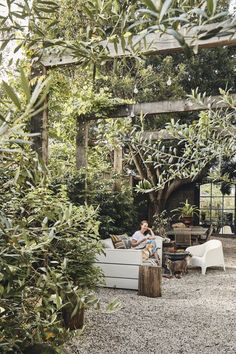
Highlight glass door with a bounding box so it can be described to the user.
[199,183,235,234]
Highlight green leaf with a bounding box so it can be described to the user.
[207,0,217,15]
[123,31,132,38]
[14,41,23,53]
[137,8,159,18]
[11,11,25,19]
[159,0,172,23]
[56,293,62,309]
[205,11,227,22]
[142,0,159,13]
[2,81,21,110]
[29,77,50,108]
[207,0,213,14]
[20,67,31,101]
[166,29,185,46]
[199,26,223,40]
[42,217,48,226]
[106,298,122,313]
[14,166,21,184]
[0,39,9,51]
[71,302,80,319]
[121,35,126,53]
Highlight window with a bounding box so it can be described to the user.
[200,183,235,234]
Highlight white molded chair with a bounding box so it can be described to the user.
[186,240,225,275]
[219,225,233,235]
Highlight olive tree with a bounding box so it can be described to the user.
[129,91,236,213]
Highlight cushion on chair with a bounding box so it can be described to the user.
[102,238,115,249]
[124,237,131,249]
[172,222,186,229]
[110,234,128,249]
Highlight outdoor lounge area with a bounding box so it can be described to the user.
[95,227,226,290]
[66,236,236,354]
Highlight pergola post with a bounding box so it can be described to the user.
[76,117,88,169]
[30,64,48,164]
[113,145,123,191]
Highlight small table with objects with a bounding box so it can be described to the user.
[166,226,208,246]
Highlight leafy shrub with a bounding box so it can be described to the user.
[91,190,138,239]
[0,182,103,353]
[50,171,137,239]
[0,150,103,353]
[152,210,171,237]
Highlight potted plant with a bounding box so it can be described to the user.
[173,199,199,226]
[152,210,171,238]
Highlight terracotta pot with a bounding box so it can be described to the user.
[23,343,58,354]
[62,305,84,330]
[180,216,193,227]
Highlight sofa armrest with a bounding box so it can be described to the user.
[154,236,163,248]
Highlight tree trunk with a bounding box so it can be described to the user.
[151,179,191,217]
[76,117,88,169]
[149,191,164,216]
[138,265,162,297]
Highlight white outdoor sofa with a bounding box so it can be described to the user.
[186,239,225,275]
[95,236,163,290]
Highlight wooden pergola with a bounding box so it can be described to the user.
[39,23,236,67]
[33,22,236,173]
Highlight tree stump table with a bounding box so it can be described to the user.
[138,265,162,297]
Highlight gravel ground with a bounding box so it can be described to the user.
[66,237,236,354]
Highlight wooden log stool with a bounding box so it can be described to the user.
[138,265,162,297]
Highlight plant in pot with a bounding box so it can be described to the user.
[172,199,199,227]
[152,210,171,238]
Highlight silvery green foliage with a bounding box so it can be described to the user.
[0,69,104,353]
[0,0,60,77]
[128,0,236,56]
[1,0,235,70]
[0,68,50,153]
[229,0,236,17]
[132,90,236,193]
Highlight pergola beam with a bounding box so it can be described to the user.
[142,130,174,140]
[35,20,236,172]
[86,94,236,120]
[39,22,236,67]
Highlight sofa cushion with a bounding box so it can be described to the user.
[124,237,131,249]
[102,238,114,249]
[110,234,128,249]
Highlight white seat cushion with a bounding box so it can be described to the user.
[102,238,114,249]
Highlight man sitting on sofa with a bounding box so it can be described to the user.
[131,220,160,264]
